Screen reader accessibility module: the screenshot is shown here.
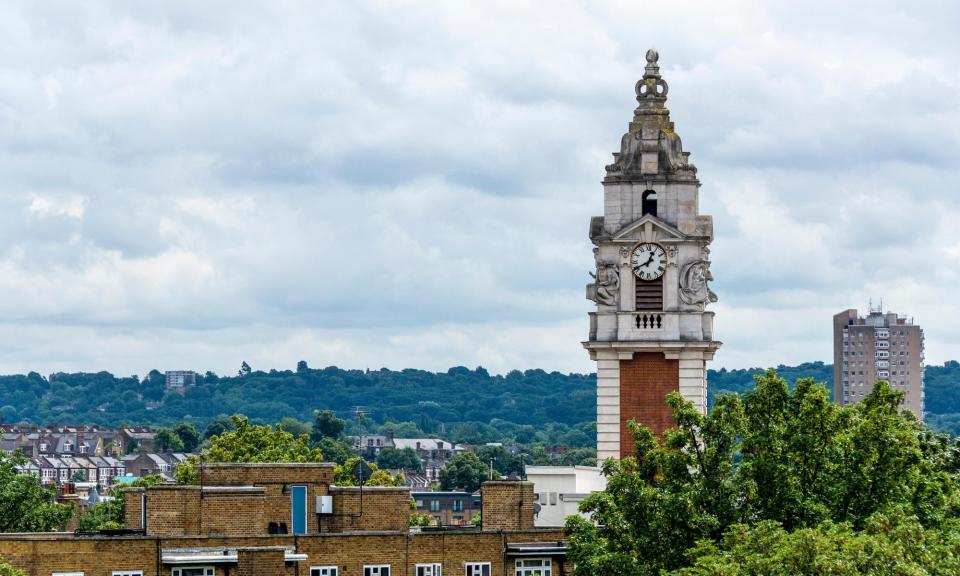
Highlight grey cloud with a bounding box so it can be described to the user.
[0,1,957,376]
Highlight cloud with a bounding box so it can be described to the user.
[0,1,957,378]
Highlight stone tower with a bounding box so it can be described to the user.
[584,50,721,461]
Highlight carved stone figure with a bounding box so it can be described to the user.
[678,259,718,310]
[587,248,620,307]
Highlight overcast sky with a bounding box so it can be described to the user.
[1,1,958,378]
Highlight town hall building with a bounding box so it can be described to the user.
[585,50,721,461]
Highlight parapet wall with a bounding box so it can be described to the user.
[325,486,412,532]
[481,481,536,530]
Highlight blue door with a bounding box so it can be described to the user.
[291,485,307,534]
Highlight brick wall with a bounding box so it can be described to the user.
[619,352,679,458]
[326,486,412,532]
[123,488,143,530]
[199,490,267,536]
[236,547,287,576]
[0,529,568,576]
[200,462,335,487]
[480,481,535,531]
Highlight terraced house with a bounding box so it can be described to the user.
[0,463,569,576]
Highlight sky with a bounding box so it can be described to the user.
[0,1,958,378]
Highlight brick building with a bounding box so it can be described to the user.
[0,463,569,576]
[412,491,481,526]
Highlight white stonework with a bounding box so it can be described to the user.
[584,50,721,462]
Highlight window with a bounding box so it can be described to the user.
[641,190,657,217]
[466,563,491,576]
[452,499,464,512]
[429,499,440,512]
[364,566,390,576]
[311,567,339,576]
[113,572,143,576]
[515,559,552,576]
[416,564,442,576]
[171,568,214,576]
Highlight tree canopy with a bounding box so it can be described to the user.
[440,452,491,492]
[177,416,323,483]
[0,452,72,532]
[565,372,960,576]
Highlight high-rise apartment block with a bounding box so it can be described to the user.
[833,307,925,419]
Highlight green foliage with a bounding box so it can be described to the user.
[205,416,322,463]
[70,470,87,482]
[0,452,72,532]
[176,417,325,485]
[470,512,481,526]
[410,512,432,527]
[314,437,357,465]
[333,457,404,486]
[311,410,346,442]
[440,452,491,492]
[377,421,425,438]
[276,417,311,438]
[154,428,184,452]
[173,422,200,452]
[78,474,167,531]
[203,415,236,439]
[566,372,960,576]
[670,513,960,576]
[0,555,25,576]
[376,447,423,472]
[0,365,600,449]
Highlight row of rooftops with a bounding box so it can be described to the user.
[1,424,157,458]
[17,452,191,486]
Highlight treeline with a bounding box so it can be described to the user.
[0,360,958,441]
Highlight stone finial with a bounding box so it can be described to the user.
[635,48,668,105]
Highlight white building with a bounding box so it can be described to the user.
[525,466,607,527]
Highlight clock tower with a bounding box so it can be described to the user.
[585,50,721,461]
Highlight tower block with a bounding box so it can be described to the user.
[584,50,721,461]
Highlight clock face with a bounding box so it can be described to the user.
[631,243,667,280]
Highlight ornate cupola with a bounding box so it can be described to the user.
[584,50,721,461]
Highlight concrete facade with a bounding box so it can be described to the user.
[525,466,606,528]
[585,50,721,461]
[833,307,925,418]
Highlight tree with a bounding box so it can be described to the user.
[315,437,357,465]
[311,410,346,442]
[0,452,72,531]
[78,474,167,532]
[276,417,311,438]
[333,457,404,487]
[238,361,252,376]
[296,360,309,373]
[376,447,423,472]
[0,555,24,576]
[203,415,236,439]
[70,470,87,483]
[440,452,490,492]
[177,416,323,484]
[173,422,200,452]
[669,512,960,576]
[565,373,960,576]
[154,428,184,452]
